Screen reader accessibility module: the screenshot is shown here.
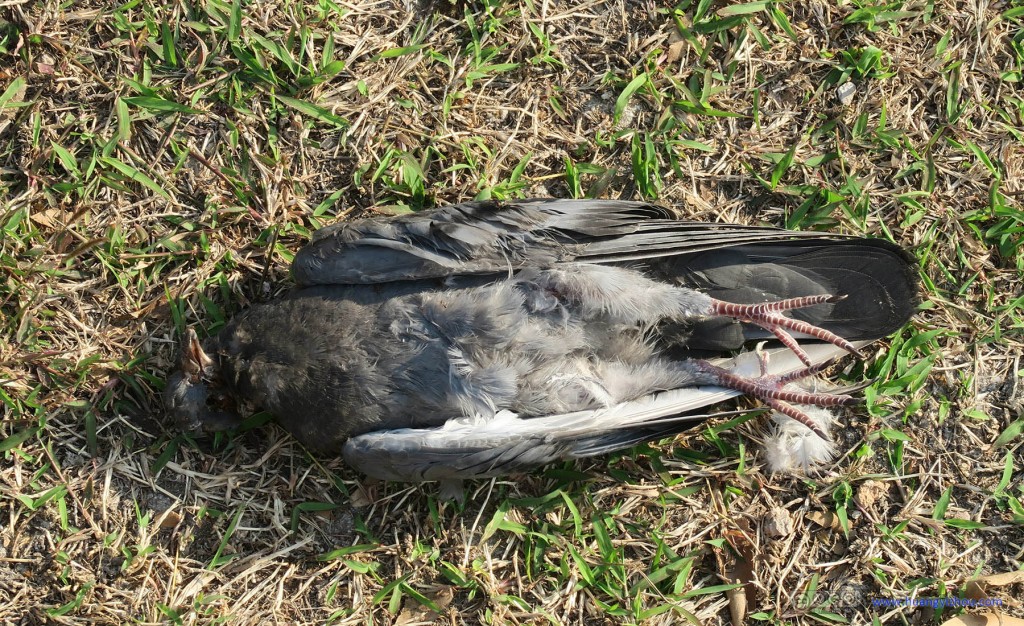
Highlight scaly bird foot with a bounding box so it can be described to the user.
[695,354,857,440]
[709,295,863,366]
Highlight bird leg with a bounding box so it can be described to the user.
[525,265,863,368]
[517,267,869,432]
[693,356,856,440]
[709,295,863,366]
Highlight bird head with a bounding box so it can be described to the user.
[164,328,240,434]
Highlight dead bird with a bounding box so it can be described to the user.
[165,199,917,493]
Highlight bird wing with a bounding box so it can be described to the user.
[291,199,843,286]
[342,342,852,483]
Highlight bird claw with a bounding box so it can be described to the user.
[710,295,863,366]
[696,356,857,440]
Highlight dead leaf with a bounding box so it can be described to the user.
[726,583,747,626]
[157,510,182,529]
[394,605,437,626]
[620,485,662,498]
[763,507,793,537]
[0,75,27,120]
[30,209,61,228]
[349,481,374,508]
[973,571,1024,587]
[806,510,843,531]
[719,519,757,626]
[666,41,686,64]
[432,586,454,609]
[940,613,1024,626]
[965,569,1024,600]
[394,587,454,626]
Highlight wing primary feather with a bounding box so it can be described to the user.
[343,343,859,482]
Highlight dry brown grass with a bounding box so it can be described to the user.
[1,0,1023,624]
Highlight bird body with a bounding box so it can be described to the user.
[165,199,917,487]
[205,264,721,448]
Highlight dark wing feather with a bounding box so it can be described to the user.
[292,198,917,347]
[291,199,837,286]
[664,238,918,343]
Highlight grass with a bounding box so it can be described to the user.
[1,0,1023,623]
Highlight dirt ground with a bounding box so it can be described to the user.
[1,0,1023,624]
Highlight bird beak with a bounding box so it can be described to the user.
[180,327,215,382]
